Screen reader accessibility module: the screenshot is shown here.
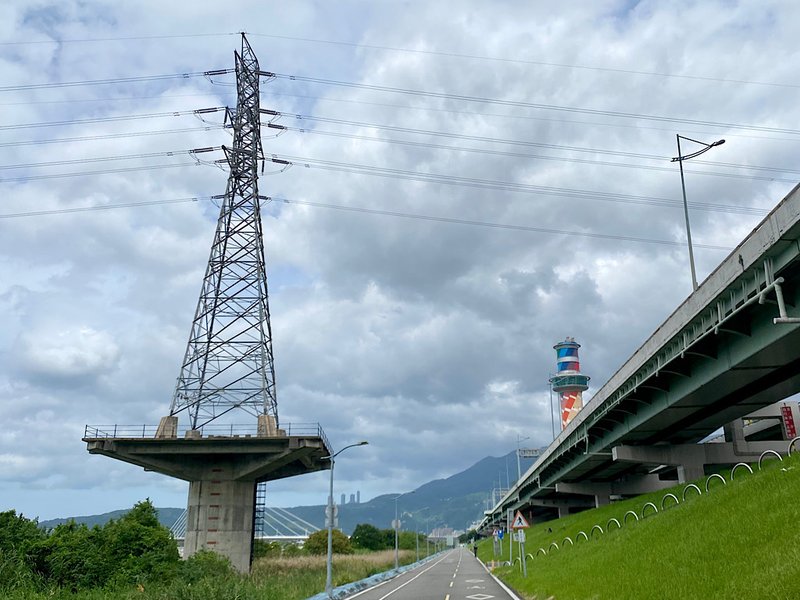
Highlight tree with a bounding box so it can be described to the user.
[0,511,45,593]
[351,523,389,551]
[103,499,179,583]
[398,530,424,551]
[26,499,179,591]
[459,529,480,543]
[303,529,353,555]
[0,510,45,553]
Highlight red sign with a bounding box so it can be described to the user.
[781,405,796,438]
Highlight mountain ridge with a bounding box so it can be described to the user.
[38,450,536,534]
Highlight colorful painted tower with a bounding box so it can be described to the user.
[550,337,590,430]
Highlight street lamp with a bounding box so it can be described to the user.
[323,441,368,599]
[515,435,531,480]
[393,490,414,570]
[671,135,726,291]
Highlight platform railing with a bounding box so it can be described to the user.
[83,422,330,446]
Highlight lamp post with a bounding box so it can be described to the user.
[323,441,368,599]
[671,135,726,291]
[515,435,531,480]
[393,491,414,570]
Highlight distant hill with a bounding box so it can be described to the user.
[38,450,536,535]
[284,450,536,534]
[39,507,184,530]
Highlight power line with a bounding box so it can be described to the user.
[270,123,799,184]
[0,126,226,149]
[0,70,231,92]
[266,153,769,217]
[0,92,234,107]
[248,32,799,90]
[0,162,204,184]
[0,197,212,219]
[0,192,732,252]
[265,110,800,177]
[263,72,800,136]
[265,196,731,251]
[0,32,237,46]
[0,147,221,171]
[261,89,800,145]
[0,107,224,131]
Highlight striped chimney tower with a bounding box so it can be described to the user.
[550,337,590,430]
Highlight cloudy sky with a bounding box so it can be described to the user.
[2,0,799,520]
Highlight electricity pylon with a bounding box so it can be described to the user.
[169,33,277,430]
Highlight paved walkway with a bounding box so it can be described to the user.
[349,547,519,600]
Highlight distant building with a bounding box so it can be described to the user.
[550,337,591,430]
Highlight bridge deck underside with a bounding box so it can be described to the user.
[537,276,800,489]
[488,197,800,525]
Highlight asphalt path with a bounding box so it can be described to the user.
[349,547,519,600]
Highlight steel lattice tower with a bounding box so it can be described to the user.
[170,34,277,429]
[84,34,332,574]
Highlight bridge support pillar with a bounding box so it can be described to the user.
[594,493,611,507]
[677,463,705,483]
[724,419,745,444]
[185,471,255,573]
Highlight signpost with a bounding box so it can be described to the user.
[511,510,530,577]
[325,504,339,528]
[506,509,514,563]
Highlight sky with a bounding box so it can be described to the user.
[2,0,800,521]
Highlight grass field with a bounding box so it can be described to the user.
[479,453,800,599]
[3,549,417,600]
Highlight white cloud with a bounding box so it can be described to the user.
[1,0,799,519]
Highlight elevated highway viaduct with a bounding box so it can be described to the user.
[483,183,800,530]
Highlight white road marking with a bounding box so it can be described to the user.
[349,551,454,600]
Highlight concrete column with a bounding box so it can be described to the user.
[155,416,178,439]
[557,506,569,519]
[594,493,611,507]
[185,469,255,573]
[677,463,705,483]
[724,419,745,445]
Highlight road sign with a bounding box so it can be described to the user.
[391,519,401,530]
[496,528,504,540]
[517,448,541,458]
[511,511,530,529]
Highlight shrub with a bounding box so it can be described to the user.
[303,529,353,555]
[178,549,233,584]
[351,523,390,551]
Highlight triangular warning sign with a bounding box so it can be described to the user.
[511,511,530,529]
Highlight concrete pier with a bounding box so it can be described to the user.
[83,418,331,572]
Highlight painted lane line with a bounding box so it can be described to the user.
[350,551,455,600]
[478,559,524,600]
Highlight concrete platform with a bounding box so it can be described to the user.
[83,420,331,572]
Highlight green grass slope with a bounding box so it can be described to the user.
[480,453,800,600]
